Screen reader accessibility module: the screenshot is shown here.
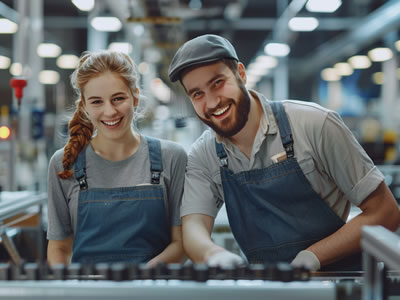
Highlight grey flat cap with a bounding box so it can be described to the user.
[168,34,239,82]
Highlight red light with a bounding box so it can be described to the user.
[0,126,11,139]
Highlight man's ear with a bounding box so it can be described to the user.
[237,62,247,84]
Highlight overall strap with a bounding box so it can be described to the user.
[145,136,163,184]
[270,101,295,158]
[74,148,88,190]
[215,140,229,168]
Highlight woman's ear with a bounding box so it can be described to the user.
[133,88,139,107]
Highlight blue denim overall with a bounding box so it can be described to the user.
[71,136,170,264]
[216,101,361,271]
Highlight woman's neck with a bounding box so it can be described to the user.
[90,130,141,161]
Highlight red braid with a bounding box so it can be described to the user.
[57,100,93,179]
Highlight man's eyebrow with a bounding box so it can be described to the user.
[187,74,222,95]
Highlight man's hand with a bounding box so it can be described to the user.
[207,250,245,267]
[291,250,320,271]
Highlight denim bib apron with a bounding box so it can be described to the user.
[216,101,361,271]
[71,136,170,264]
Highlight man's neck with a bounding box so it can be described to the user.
[229,93,262,159]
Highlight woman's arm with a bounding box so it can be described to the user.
[146,226,186,266]
[47,234,74,266]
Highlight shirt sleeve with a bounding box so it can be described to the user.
[181,138,221,218]
[316,110,384,206]
[46,150,73,240]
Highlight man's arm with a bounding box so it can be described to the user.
[146,226,186,267]
[307,181,400,267]
[182,213,244,266]
[47,234,73,266]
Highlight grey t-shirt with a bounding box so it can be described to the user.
[47,135,187,240]
[181,91,384,221]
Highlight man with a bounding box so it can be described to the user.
[168,34,400,271]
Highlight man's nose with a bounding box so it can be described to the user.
[206,94,221,109]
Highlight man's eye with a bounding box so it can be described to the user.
[215,79,223,86]
[192,91,202,99]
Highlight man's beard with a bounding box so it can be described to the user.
[197,82,251,138]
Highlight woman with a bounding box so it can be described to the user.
[47,50,187,266]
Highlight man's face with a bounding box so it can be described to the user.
[181,62,250,138]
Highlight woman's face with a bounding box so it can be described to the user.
[83,71,138,142]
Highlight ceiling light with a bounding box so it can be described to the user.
[39,70,60,85]
[0,55,11,69]
[108,42,132,54]
[333,62,353,76]
[368,47,393,62]
[138,62,150,75]
[255,55,278,68]
[348,55,371,69]
[91,16,122,32]
[264,43,290,57]
[71,0,95,11]
[306,0,342,13]
[10,63,22,76]
[321,68,341,81]
[0,18,18,34]
[247,67,269,77]
[56,54,79,69]
[37,43,62,58]
[395,40,400,51]
[372,72,384,85]
[151,78,171,103]
[288,17,319,32]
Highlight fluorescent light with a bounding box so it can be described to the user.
[306,0,342,13]
[71,0,95,11]
[288,17,319,32]
[0,55,11,69]
[264,43,290,57]
[372,72,383,85]
[37,43,62,58]
[10,63,22,76]
[39,70,60,85]
[348,55,371,69]
[368,47,393,62]
[0,18,18,33]
[255,55,278,68]
[108,42,132,54]
[56,54,79,69]
[91,16,122,32]
[333,62,353,76]
[321,68,341,81]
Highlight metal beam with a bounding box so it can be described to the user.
[0,1,18,23]
[295,0,400,78]
[183,17,360,31]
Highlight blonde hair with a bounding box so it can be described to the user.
[57,50,139,179]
